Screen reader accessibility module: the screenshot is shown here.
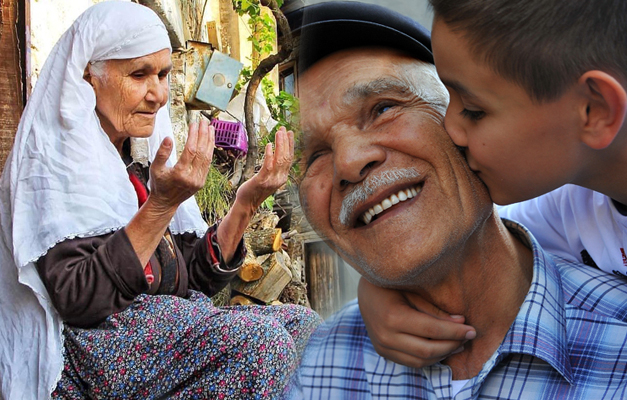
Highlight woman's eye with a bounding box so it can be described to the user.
[460,108,486,121]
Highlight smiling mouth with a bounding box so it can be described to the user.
[359,184,423,225]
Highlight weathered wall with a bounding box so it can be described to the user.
[30,0,110,88]
[28,0,273,155]
[0,0,23,169]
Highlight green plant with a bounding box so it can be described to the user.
[232,0,298,132]
[232,0,284,58]
[261,194,275,210]
[232,0,301,182]
[195,165,234,224]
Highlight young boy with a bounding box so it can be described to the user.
[359,0,627,368]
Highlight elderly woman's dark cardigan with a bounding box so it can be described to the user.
[36,149,244,328]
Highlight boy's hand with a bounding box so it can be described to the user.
[358,278,476,368]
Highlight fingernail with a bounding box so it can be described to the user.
[451,346,464,355]
[450,315,464,319]
[465,331,476,340]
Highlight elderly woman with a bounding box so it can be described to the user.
[0,2,320,399]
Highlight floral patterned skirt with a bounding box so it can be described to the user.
[52,291,321,399]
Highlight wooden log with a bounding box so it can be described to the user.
[238,243,264,282]
[232,250,292,303]
[288,257,303,283]
[279,281,311,307]
[230,295,255,306]
[245,228,283,256]
[245,210,279,232]
[259,212,280,230]
[238,262,264,282]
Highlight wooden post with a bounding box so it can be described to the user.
[305,241,343,318]
[0,0,24,171]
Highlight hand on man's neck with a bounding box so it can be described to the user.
[409,210,534,379]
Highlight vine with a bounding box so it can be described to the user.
[231,0,296,184]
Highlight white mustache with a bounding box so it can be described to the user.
[339,168,421,226]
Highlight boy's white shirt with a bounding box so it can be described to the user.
[498,184,627,277]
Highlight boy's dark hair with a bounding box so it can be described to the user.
[429,0,627,102]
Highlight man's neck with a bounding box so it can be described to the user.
[411,211,534,379]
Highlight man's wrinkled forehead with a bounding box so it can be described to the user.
[299,49,449,142]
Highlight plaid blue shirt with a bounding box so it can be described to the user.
[285,220,627,399]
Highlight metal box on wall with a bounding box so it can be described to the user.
[184,41,243,111]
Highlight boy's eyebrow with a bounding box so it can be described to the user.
[440,78,477,100]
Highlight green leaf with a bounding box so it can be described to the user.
[261,195,275,210]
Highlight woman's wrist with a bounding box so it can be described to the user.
[143,194,179,219]
[216,198,256,264]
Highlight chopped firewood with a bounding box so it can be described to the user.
[238,243,264,282]
[281,229,298,240]
[230,295,255,306]
[259,212,280,230]
[211,284,232,307]
[245,210,279,233]
[232,250,292,303]
[279,281,311,308]
[288,256,303,283]
[238,260,264,282]
[245,228,283,256]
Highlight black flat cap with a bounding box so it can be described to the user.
[287,1,433,73]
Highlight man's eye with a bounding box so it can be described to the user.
[375,104,394,116]
[460,108,485,121]
[131,72,146,78]
[306,152,322,168]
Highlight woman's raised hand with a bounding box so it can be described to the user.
[149,119,215,210]
[236,126,295,212]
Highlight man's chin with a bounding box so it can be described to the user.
[359,266,422,289]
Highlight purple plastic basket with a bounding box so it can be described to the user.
[210,119,248,154]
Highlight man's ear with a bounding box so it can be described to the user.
[578,70,627,150]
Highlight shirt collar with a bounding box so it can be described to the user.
[364,218,575,396]
[494,219,574,384]
[417,219,574,396]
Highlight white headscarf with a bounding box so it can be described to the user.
[0,2,208,397]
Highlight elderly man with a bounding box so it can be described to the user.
[286,2,627,399]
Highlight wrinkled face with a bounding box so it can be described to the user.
[431,19,585,205]
[298,48,493,287]
[88,48,172,150]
